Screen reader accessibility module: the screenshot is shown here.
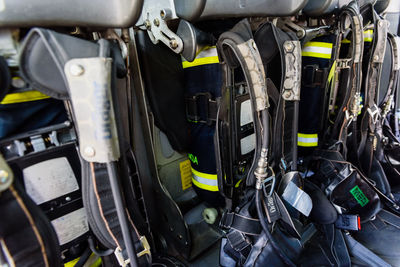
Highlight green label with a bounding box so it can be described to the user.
[188,153,198,165]
[350,185,369,207]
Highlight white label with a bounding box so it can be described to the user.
[240,100,253,126]
[23,157,79,204]
[51,208,89,245]
[240,133,255,155]
[0,0,4,12]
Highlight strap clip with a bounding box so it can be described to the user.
[186,92,219,125]
[114,236,150,267]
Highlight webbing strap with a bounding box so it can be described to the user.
[358,17,389,172]
[220,212,261,235]
[90,163,145,260]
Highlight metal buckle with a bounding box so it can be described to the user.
[114,236,151,266]
[262,167,276,197]
[137,236,151,258]
[367,105,381,124]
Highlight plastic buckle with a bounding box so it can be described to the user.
[114,247,130,267]
[114,237,150,267]
[137,236,151,258]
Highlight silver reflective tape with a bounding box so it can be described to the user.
[282,181,313,216]
[192,173,218,187]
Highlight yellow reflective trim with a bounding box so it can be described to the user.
[327,61,337,84]
[1,90,50,104]
[191,168,217,180]
[298,141,318,147]
[302,42,333,59]
[301,52,331,59]
[64,253,101,267]
[298,133,318,147]
[364,29,373,42]
[235,179,243,188]
[342,39,351,44]
[192,178,219,191]
[304,42,333,48]
[182,56,219,69]
[298,133,317,138]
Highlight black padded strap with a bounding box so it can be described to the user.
[0,184,61,267]
[220,212,261,235]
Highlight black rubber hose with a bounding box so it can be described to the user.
[74,247,92,267]
[106,162,139,267]
[88,237,114,257]
[255,110,296,267]
[261,109,269,150]
[255,189,296,267]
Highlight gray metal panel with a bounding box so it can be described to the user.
[175,0,308,21]
[198,0,308,20]
[0,0,143,28]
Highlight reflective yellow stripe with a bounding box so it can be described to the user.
[302,42,333,59]
[1,90,50,104]
[182,46,219,68]
[191,168,217,180]
[192,178,219,191]
[64,253,101,267]
[364,29,373,42]
[191,168,218,191]
[342,30,374,44]
[327,60,336,84]
[298,133,318,147]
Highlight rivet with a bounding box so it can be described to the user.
[70,64,84,76]
[84,146,95,157]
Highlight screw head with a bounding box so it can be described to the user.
[0,170,9,184]
[84,146,95,157]
[283,91,292,99]
[153,18,160,27]
[169,39,178,49]
[373,55,379,61]
[70,64,84,76]
[284,42,294,52]
[144,20,151,30]
[65,196,71,202]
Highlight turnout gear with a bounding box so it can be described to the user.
[183,46,225,206]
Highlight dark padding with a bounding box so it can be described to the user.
[136,31,189,152]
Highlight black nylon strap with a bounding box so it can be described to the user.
[220,212,261,235]
[91,163,145,259]
[377,209,400,229]
[226,230,252,259]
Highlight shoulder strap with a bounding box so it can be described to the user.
[0,157,62,267]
